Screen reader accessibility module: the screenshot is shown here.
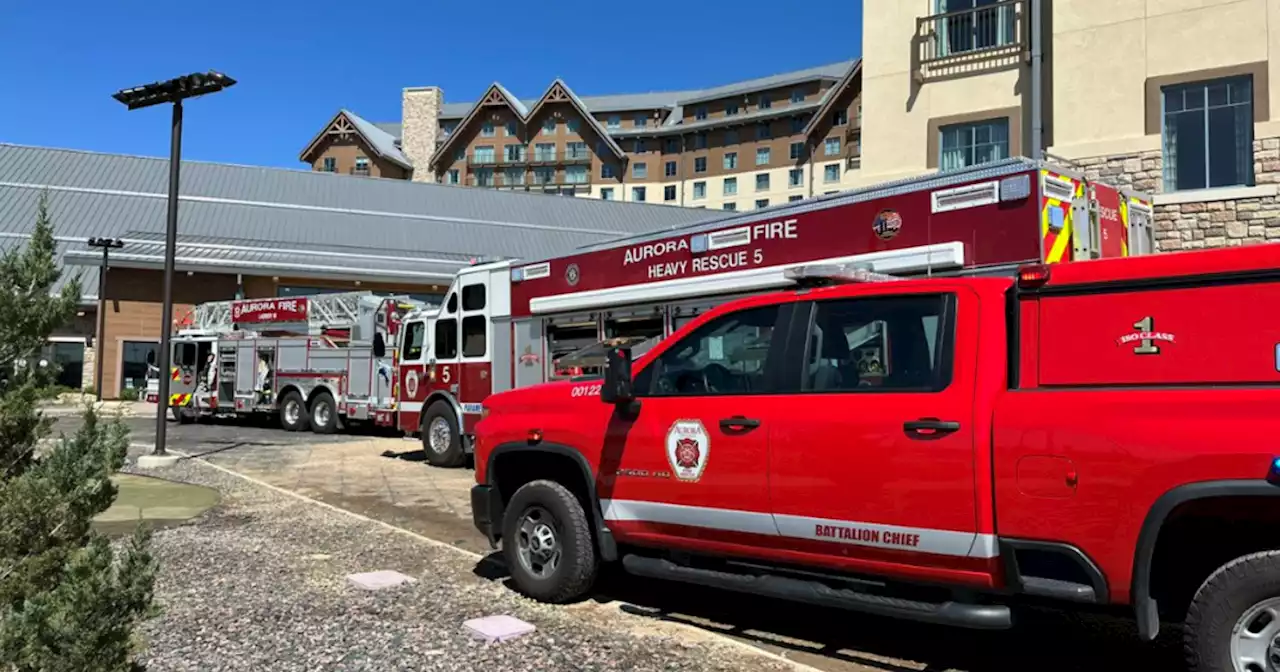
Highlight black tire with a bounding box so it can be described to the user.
[1185,550,1280,672]
[309,391,339,434]
[420,400,465,467]
[501,479,598,604]
[168,406,180,423]
[278,390,310,432]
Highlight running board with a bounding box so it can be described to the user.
[621,555,1012,630]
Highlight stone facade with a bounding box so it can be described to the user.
[401,87,442,183]
[1070,136,1280,252]
[82,345,95,391]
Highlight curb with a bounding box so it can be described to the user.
[134,443,828,672]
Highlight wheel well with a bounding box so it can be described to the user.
[489,450,593,545]
[306,385,335,405]
[1149,496,1280,619]
[422,393,460,427]
[275,385,303,405]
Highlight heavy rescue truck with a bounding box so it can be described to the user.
[471,241,1280,672]
[398,158,1154,467]
[162,291,428,432]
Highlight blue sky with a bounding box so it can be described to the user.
[0,1,863,170]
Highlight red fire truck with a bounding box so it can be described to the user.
[399,158,1153,466]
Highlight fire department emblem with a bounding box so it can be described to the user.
[405,370,419,397]
[666,419,709,482]
[872,209,902,241]
[565,263,581,286]
[519,345,540,367]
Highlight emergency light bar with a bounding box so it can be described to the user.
[783,263,905,287]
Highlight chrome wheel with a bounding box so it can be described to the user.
[313,400,331,427]
[1231,597,1280,672]
[427,416,451,454]
[284,399,301,426]
[515,506,561,580]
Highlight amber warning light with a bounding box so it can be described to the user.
[1017,264,1051,289]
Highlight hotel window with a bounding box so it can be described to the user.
[665,138,680,153]
[473,146,495,163]
[789,194,804,202]
[475,168,495,186]
[937,0,1018,56]
[825,137,841,156]
[601,187,615,200]
[505,121,518,137]
[755,199,769,209]
[665,161,678,177]
[565,165,588,184]
[351,154,372,174]
[505,144,526,163]
[756,148,770,166]
[455,148,466,161]
[446,169,460,184]
[725,130,738,145]
[723,177,738,196]
[634,115,648,128]
[695,132,708,149]
[788,168,804,187]
[321,157,336,172]
[695,157,707,173]
[566,142,587,160]
[534,143,556,162]
[693,181,706,200]
[755,173,769,191]
[664,185,677,201]
[791,117,805,134]
[481,122,495,137]
[442,121,457,136]
[633,162,648,178]
[695,106,708,120]
[1162,77,1254,191]
[632,186,646,202]
[607,115,621,130]
[824,164,840,183]
[758,96,772,110]
[533,167,555,185]
[756,123,772,140]
[635,139,647,153]
[723,202,737,211]
[790,89,804,103]
[504,167,525,185]
[724,152,738,170]
[790,142,804,160]
[543,118,557,135]
[833,109,848,126]
[726,103,739,116]
[602,164,616,179]
[567,118,580,133]
[938,118,1009,171]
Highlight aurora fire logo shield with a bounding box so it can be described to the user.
[666,419,709,482]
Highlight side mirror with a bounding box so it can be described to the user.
[601,346,634,404]
[373,333,386,358]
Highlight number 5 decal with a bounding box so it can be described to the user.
[441,366,452,383]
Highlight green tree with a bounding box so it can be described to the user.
[0,193,157,671]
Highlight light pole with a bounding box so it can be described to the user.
[113,71,236,465]
[86,236,124,401]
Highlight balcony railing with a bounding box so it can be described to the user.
[349,167,371,176]
[917,0,1024,65]
[467,153,500,167]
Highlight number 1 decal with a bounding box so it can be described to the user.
[1116,316,1176,355]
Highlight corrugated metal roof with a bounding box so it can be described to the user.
[609,101,823,138]
[0,143,717,288]
[674,60,855,106]
[343,111,411,168]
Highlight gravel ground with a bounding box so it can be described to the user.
[121,456,797,672]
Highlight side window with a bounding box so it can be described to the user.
[803,294,953,393]
[434,318,458,359]
[462,284,486,311]
[401,321,425,361]
[638,305,781,397]
[462,315,486,357]
[446,293,458,314]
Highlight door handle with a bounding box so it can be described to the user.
[719,416,761,431]
[903,418,961,436]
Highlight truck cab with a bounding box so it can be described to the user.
[472,244,1280,671]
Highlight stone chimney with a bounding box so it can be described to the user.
[402,86,442,182]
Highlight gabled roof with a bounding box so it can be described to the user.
[299,110,411,169]
[430,82,535,169]
[522,79,627,160]
[430,80,629,170]
[0,143,717,287]
[803,60,863,137]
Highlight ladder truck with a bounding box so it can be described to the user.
[163,291,430,433]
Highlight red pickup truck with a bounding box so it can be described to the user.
[471,244,1280,672]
